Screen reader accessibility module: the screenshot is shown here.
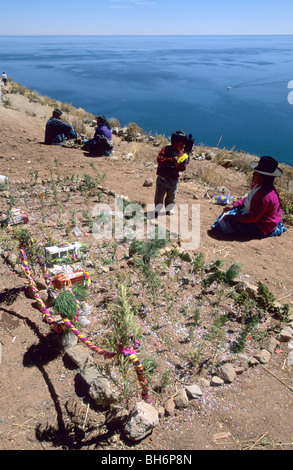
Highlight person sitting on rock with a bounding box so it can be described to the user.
[45,109,78,145]
[83,115,113,156]
[210,155,287,239]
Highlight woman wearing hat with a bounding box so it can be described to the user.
[211,156,287,238]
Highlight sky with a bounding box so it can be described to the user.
[0,0,293,35]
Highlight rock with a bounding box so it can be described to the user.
[164,398,175,417]
[210,376,224,387]
[277,327,293,342]
[220,159,233,168]
[124,402,159,442]
[65,344,93,369]
[262,337,280,354]
[253,349,271,364]
[248,357,260,367]
[143,178,154,187]
[60,330,78,350]
[174,389,189,409]
[287,351,293,366]
[72,225,83,237]
[80,362,100,385]
[38,289,49,303]
[185,384,203,399]
[89,376,116,406]
[105,404,129,425]
[216,363,236,383]
[198,377,210,388]
[7,253,18,266]
[234,280,258,299]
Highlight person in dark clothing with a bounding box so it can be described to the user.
[154,131,194,216]
[45,109,77,145]
[83,115,113,156]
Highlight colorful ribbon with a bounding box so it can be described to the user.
[19,242,150,402]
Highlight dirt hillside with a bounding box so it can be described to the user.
[0,91,292,452]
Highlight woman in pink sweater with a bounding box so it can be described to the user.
[211,156,286,239]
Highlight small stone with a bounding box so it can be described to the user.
[89,376,116,406]
[216,363,236,383]
[65,345,93,369]
[198,377,210,388]
[185,384,203,399]
[174,389,189,409]
[248,357,260,367]
[262,337,279,354]
[253,349,271,364]
[143,178,154,187]
[124,402,159,442]
[105,404,129,425]
[164,398,175,417]
[210,376,224,387]
[278,327,293,342]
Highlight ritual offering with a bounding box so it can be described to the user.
[53,270,91,290]
[45,241,87,265]
[212,195,236,205]
[1,208,29,226]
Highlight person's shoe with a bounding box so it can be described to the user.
[166,209,175,216]
[154,211,159,219]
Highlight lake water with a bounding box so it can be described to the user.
[1,35,293,166]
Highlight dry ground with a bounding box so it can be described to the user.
[0,92,292,452]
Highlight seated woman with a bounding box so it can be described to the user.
[83,115,113,156]
[211,155,287,239]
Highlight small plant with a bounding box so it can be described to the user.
[124,122,144,142]
[129,229,167,265]
[256,281,275,311]
[230,314,259,353]
[204,313,229,341]
[104,284,141,401]
[202,261,242,287]
[190,252,205,273]
[141,357,158,382]
[187,348,203,367]
[159,370,172,391]
[53,289,78,321]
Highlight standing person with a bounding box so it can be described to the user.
[45,109,78,145]
[211,155,287,238]
[83,115,113,156]
[154,131,194,217]
[1,72,7,86]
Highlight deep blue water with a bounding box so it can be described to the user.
[1,35,293,166]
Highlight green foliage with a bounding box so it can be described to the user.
[53,289,78,321]
[202,261,242,287]
[129,232,167,265]
[72,284,88,302]
[256,281,275,310]
[14,228,40,269]
[106,284,139,353]
[230,314,259,353]
[190,252,205,273]
[204,313,229,341]
[225,262,242,283]
[141,357,158,382]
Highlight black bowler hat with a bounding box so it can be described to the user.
[250,155,283,177]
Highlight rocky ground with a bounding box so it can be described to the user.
[0,89,292,452]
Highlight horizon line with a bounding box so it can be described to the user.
[1,33,293,37]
